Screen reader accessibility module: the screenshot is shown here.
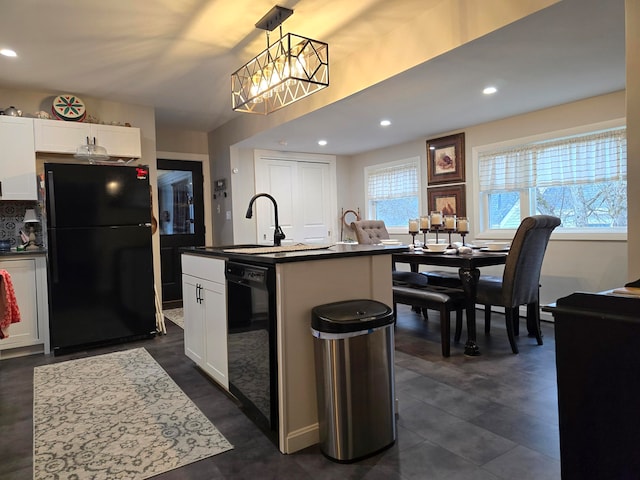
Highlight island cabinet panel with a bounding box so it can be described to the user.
[34,119,141,158]
[181,255,228,389]
[0,255,50,357]
[0,116,37,200]
[275,254,394,453]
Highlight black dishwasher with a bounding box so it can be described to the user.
[225,261,278,445]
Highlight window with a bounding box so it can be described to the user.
[477,125,627,235]
[365,157,420,230]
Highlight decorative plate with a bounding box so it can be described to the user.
[51,94,86,121]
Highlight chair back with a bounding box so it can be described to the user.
[351,220,390,244]
[501,215,560,307]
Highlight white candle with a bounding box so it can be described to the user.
[430,212,442,226]
[409,220,419,233]
[420,216,429,229]
[444,215,456,229]
[458,218,469,233]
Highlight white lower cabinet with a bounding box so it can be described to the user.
[0,256,49,356]
[182,255,228,389]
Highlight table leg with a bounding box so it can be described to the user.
[459,267,481,356]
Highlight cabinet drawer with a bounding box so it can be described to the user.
[181,254,225,284]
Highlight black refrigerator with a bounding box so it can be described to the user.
[45,162,156,354]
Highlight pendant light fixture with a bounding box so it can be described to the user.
[231,5,329,115]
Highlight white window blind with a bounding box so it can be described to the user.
[478,127,627,191]
[368,162,418,200]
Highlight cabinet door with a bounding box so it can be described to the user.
[33,118,91,154]
[182,274,205,365]
[181,255,228,389]
[33,119,141,158]
[0,117,37,200]
[0,259,38,349]
[91,124,141,158]
[202,278,228,388]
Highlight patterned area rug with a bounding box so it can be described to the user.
[33,348,232,479]
[164,308,184,329]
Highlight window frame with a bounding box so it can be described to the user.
[472,118,627,241]
[364,156,422,235]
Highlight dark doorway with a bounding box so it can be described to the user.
[157,159,205,304]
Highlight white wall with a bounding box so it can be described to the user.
[348,91,628,306]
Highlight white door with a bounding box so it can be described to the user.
[254,153,336,245]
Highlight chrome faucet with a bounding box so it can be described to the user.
[245,193,286,246]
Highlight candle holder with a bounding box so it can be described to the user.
[420,215,430,245]
[430,211,443,245]
[457,217,470,246]
[444,215,457,248]
[408,219,419,246]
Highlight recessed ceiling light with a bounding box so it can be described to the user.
[483,86,497,95]
[0,48,17,57]
[380,119,391,127]
[318,139,327,146]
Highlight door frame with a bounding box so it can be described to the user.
[156,151,212,246]
[156,152,211,305]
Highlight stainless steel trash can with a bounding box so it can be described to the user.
[311,299,396,462]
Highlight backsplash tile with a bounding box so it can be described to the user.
[0,201,44,248]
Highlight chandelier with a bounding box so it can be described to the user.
[231,6,329,114]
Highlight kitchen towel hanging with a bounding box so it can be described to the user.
[0,269,21,339]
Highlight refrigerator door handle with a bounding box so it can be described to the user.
[50,229,59,283]
[47,171,57,228]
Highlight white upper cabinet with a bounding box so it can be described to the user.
[33,119,89,154]
[0,116,37,200]
[90,123,141,158]
[34,119,141,158]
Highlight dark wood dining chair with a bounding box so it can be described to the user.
[475,215,561,354]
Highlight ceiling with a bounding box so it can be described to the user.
[0,0,625,156]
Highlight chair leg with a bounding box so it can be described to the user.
[513,310,520,336]
[440,306,451,357]
[527,301,543,345]
[484,305,491,334]
[505,307,519,354]
[454,309,463,342]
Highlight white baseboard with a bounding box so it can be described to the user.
[283,423,319,454]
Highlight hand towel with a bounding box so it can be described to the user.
[0,269,21,339]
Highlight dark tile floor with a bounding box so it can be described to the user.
[0,305,560,480]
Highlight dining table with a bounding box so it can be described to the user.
[393,248,509,356]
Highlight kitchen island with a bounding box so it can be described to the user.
[181,243,407,454]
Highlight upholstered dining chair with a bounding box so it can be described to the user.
[475,215,560,354]
[350,220,390,244]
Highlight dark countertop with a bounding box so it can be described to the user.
[181,243,408,266]
[0,248,47,258]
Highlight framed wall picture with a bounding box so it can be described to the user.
[428,185,466,217]
[427,132,465,185]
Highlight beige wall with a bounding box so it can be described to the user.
[347,91,628,306]
[627,0,640,281]
[156,127,208,155]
